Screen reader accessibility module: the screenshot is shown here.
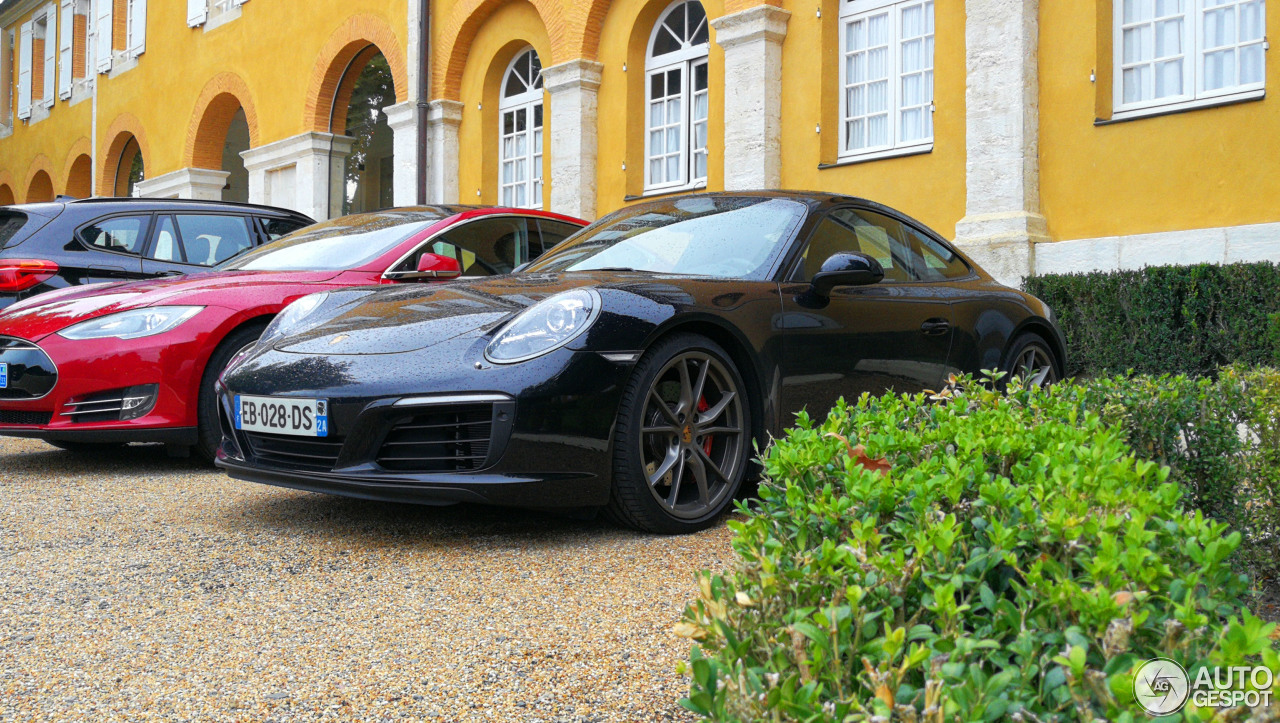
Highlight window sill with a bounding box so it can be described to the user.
[0,125,11,140]
[26,103,51,126]
[1099,89,1265,125]
[69,80,93,107]
[624,182,708,202]
[820,144,933,169]
[204,6,242,32]
[108,52,139,79]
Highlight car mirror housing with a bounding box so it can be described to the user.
[810,252,885,297]
[414,253,463,280]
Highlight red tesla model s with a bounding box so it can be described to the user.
[0,206,585,460]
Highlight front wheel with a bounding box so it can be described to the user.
[1002,333,1061,388]
[195,324,267,463]
[607,333,752,534]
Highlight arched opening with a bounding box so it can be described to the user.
[107,134,145,197]
[0,185,15,206]
[26,170,54,203]
[65,154,93,198]
[644,0,709,192]
[498,47,544,209]
[336,51,396,215]
[222,108,251,203]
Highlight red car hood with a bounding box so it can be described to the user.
[0,270,342,340]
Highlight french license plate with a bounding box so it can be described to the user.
[0,362,7,389]
[235,395,328,437]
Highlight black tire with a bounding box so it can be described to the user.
[47,441,124,454]
[1002,332,1061,387]
[195,324,267,463]
[606,333,753,534]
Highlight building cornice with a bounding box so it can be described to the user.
[0,0,46,28]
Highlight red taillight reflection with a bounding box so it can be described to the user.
[0,259,60,292]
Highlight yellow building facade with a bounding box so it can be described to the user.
[0,0,1275,282]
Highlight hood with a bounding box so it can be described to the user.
[0,269,341,340]
[277,274,606,355]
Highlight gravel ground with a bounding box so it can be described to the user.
[0,436,736,722]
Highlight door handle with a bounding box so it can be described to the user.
[920,318,951,336]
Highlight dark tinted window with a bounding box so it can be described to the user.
[906,225,970,280]
[533,219,582,258]
[261,217,310,241]
[219,211,440,272]
[0,213,28,249]
[792,209,914,283]
[395,218,529,277]
[81,215,151,255]
[175,215,254,265]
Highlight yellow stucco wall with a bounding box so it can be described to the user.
[1039,0,1280,242]
[0,0,410,199]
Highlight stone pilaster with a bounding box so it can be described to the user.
[953,0,1048,286]
[426,99,463,205]
[542,59,604,220]
[384,100,421,207]
[134,168,231,201]
[240,132,356,221]
[711,6,790,190]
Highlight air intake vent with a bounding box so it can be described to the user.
[245,433,344,473]
[376,403,495,472]
[0,410,52,425]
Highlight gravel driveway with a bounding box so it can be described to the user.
[0,437,735,721]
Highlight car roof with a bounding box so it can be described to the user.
[4,196,315,221]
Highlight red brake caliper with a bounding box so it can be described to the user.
[697,396,712,455]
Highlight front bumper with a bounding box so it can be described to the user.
[215,342,632,509]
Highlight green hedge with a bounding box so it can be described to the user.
[1023,262,1280,378]
[679,374,1279,721]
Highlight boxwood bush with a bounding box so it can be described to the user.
[1023,262,1280,378]
[678,375,1279,721]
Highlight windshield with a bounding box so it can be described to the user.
[525,197,808,279]
[217,211,442,272]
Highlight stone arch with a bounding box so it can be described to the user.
[0,184,14,205]
[62,137,93,198]
[436,0,566,100]
[23,155,56,203]
[184,72,261,170]
[100,114,151,195]
[305,14,409,133]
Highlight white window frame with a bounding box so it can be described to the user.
[32,5,56,110]
[1,28,15,127]
[498,48,544,210]
[644,0,709,194]
[838,0,935,162]
[1113,0,1267,120]
[125,0,145,58]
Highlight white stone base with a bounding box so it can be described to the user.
[1035,222,1280,276]
[712,6,790,190]
[384,100,422,207]
[240,132,355,221]
[543,60,604,220]
[135,167,231,201]
[426,100,463,205]
[954,211,1049,286]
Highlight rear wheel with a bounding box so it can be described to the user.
[607,333,752,534]
[1002,333,1060,387]
[195,324,267,463]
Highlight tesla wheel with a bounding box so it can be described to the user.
[195,323,267,463]
[608,333,752,534]
[1002,333,1060,388]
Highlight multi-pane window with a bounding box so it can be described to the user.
[1115,0,1266,114]
[839,0,934,159]
[645,0,709,192]
[498,48,543,210]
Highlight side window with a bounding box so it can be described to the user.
[147,216,183,263]
[396,218,529,277]
[261,217,309,241]
[790,209,914,283]
[175,215,254,266]
[81,215,151,255]
[533,220,581,260]
[904,224,969,280]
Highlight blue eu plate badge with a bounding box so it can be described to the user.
[0,362,7,389]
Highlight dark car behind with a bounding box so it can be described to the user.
[0,197,314,309]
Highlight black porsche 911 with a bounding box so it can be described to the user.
[214,191,1064,534]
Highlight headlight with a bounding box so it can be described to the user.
[485,289,601,364]
[259,292,330,347]
[57,306,204,340]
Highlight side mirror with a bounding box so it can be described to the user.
[809,252,884,297]
[404,250,465,278]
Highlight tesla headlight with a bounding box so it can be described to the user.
[259,292,331,346]
[485,289,601,363]
[57,306,204,341]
